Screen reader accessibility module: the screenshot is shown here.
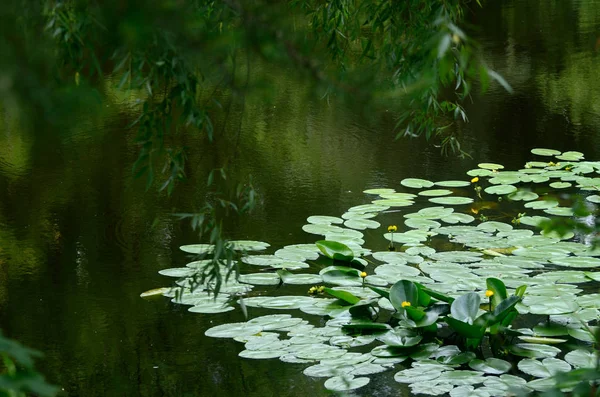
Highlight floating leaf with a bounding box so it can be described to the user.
[419,189,453,197]
[401,178,434,188]
[517,358,571,378]
[508,343,561,358]
[205,323,264,338]
[564,349,598,368]
[344,219,381,230]
[316,240,354,261]
[468,358,511,374]
[549,182,571,189]
[478,163,504,170]
[531,148,561,156]
[435,180,470,187]
[324,376,370,391]
[307,215,343,225]
[484,185,517,195]
[429,197,474,205]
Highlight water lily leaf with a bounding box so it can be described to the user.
[551,256,600,268]
[508,190,539,202]
[517,336,567,345]
[531,148,561,156]
[371,345,408,358]
[524,200,559,210]
[302,223,344,235]
[543,207,574,217]
[371,199,414,207]
[363,188,396,195]
[238,272,281,285]
[394,368,443,383]
[230,240,271,251]
[180,244,214,254]
[568,326,598,342]
[586,195,600,204]
[486,278,507,308]
[374,264,421,283]
[441,213,475,224]
[419,189,453,197]
[517,358,571,378]
[467,168,493,177]
[564,349,598,368]
[478,163,504,170]
[307,215,343,225]
[484,185,517,195]
[549,182,571,189]
[255,296,317,310]
[347,204,389,213]
[377,329,423,347]
[321,267,361,286]
[323,287,361,305]
[451,293,480,324]
[519,215,551,227]
[205,322,264,338]
[435,180,470,187]
[277,271,322,285]
[389,280,418,312]
[483,374,528,392]
[412,382,454,396]
[341,321,391,332]
[429,197,474,205]
[523,296,579,315]
[405,218,441,230]
[341,211,377,220]
[324,376,370,391]
[342,217,380,230]
[508,343,561,358]
[556,151,584,161]
[468,358,511,374]
[437,370,486,386]
[158,267,197,277]
[316,240,354,261]
[450,385,492,397]
[401,178,434,188]
[140,287,170,298]
[584,271,600,281]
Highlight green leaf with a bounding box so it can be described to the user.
[446,317,485,339]
[323,287,361,305]
[486,278,507,308]
[389,280,418,312]
[451,292,480,324]
[316,240,354,261]
[377,329,423,347]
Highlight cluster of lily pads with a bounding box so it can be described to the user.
[144,148,599,395]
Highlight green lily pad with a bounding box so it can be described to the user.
[230,240,271,251]
[205,322,264,338]
[238,273,281,285]
[543,207,574,216]
[324,376,370,391]
[419,189,453,197]
[549,182,571,189]
[524,200,559,210]
[429,197,474,205]
[508,190,539,201]
[517,358,571,378]
[158,267,197,277]
[307,215,344,225]
[468,358,512,374]
[344,219,381,230]
[467,169,493,177]
[519,216,551,227]
[586,195,600,203]
[405,218,441,230]
[401,178,434,189]
[180,244,214,254]
[478,163,504,170]
[564,349,598,368]
[531,148,561,156]
[435,180,470,187]
[484,185,517,195]
[440,213,475,224]
[363,188,396,195]
[508,343,561,358]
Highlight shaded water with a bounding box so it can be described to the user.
[0,1,599,395]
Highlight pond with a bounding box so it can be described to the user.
[0,0,599,396]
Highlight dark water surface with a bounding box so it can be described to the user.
[1,1,599,396]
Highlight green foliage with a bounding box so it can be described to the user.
[0,330,58,397]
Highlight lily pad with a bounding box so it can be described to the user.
[484,185,517,195]
[435,180,470,187]
[508,343,561,358]
[324,376,370,391]
[549,182,571,189]
[401,178,434,189]
[517,358,571,378]
[468,358,511,374]
[205,322,264,338]
[478,163,504,170]
[419,189,453,197]
[531,148,561,156]
[307,215,344,225]
[564,349,598,368]
[429,197,474,205]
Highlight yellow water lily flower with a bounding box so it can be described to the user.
[401,301,411,308]
[471,177,479,183]
[387,225,398,233]
[360,272,367,278]
[485,290,494,297]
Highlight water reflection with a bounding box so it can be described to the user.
[0,0,599,395]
